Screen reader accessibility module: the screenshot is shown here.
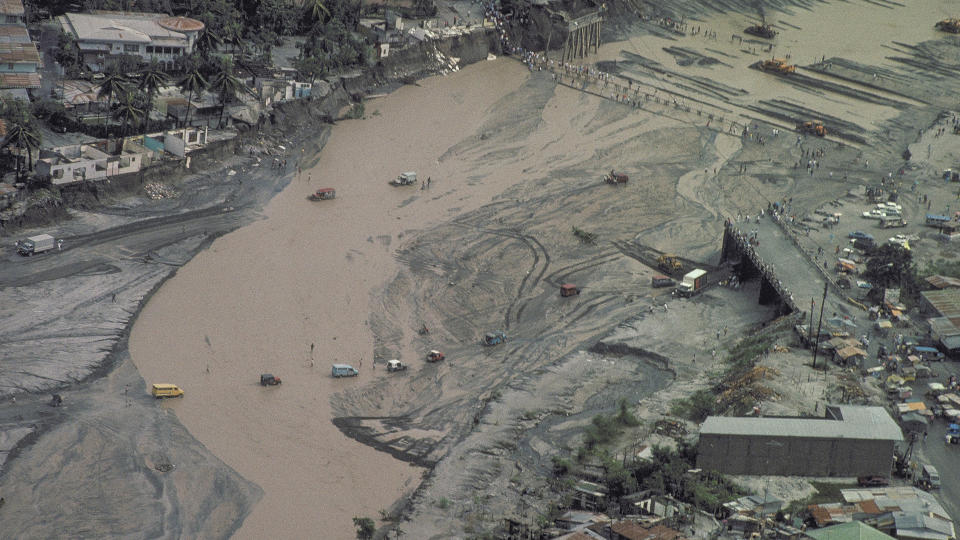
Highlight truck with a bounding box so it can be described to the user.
[918,464,941,490]
[16,234,56,256]
[389,172,417,186]
[879,216,907,229]
[947,424,960,444]
[676,269,707,298]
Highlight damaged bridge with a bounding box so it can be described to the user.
[721,216,837,319]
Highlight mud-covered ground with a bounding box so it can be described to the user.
[3,0,960,537]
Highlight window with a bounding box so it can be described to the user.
[146,46,153,53]
[164,47,172,54]
[6,63,12,70]
[124,44,139,53]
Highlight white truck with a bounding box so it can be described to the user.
[16,234,56,256]
[676,269,707,298]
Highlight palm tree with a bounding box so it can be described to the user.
[177,59,207,128]
[137,60,168,134]
[113,90,144,137]
[208,58,254,128]
[95,66,131,113]
[0,116,41,181]
[304,0,330,24]
[195,27,223,59]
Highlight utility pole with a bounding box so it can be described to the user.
[811,281,828,369]
[808,298,815,345]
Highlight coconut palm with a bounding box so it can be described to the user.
[195,27,223,59]
[137,60,168,133]
[0,115,41,181]
[208,58,254,128]
[95,66,131,109]
[304,0,330,24]
[113,90,144,137]
[177,58,208,128]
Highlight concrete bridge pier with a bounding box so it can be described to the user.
[721,222,793,316]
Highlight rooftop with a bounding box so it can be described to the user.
[0,25,30,43]
[700,405,903,441]
[0,41,39,63]
[921,288,960,325]
[806,521,895,540]
[0,72,40,89]
[59,11,203,44]
[0,0,24,17]
[840,487,950,520]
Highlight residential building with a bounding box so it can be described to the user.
[58,11,204,72]
[0,41,40,90]
[0,0,24,25]
[697,405,902,477]
[0,0,39,93]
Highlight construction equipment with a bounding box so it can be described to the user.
[603,170,628,184]
[260,373,282,386]
[759,58,796,74]
[389,171,417,186]
[307,188,336,201]
[560,283,581,297]
[657,254,684,273]
[936,18,960,33]
[744,22,776,38]
[426,350,445,362]
[386,359,408,372]
[482,332,506,346]
[798,121,827,137]
[893,433,917,478]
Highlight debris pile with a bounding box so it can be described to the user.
[717,366,782,411]
[144,183,180,200]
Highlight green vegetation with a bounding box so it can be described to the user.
[670,389,717,422]
[862,245,919,303]
[583,399,641,450]
[434,496,451,509]
[572,226,598,244]
[352,516,375,539]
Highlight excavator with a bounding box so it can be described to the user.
[798,121,827,137]
[657,254,684,273]
[936,18,960,33]
[759,58,796,74]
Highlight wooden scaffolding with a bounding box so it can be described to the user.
[561,11,603,63]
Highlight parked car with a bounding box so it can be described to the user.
[857,475,889,487]
[386,359,407,372]
[848,231,875,241]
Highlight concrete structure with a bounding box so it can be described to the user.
[697,405,902,477]
[36,139,149,185]
[919,289,960,356]
[58,11,204,72]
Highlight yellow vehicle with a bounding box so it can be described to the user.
[151,383,184,399]
[798,121,827,137]
[657,254,683,273]
[936,18,960,33]
[760,58,796,74]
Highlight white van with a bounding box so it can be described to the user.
[331,364,359,378]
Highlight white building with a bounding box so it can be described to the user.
[58,11,204,72]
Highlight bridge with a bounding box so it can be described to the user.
[561,11,603,63]
[721,214,858,331]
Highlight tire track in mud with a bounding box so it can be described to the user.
[449,220,550,331]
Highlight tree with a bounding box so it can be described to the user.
[178,56,208,127]
[352,516,375,539]
[113,90,144,137]
[303,0,330,25]
[207,57,254,128]
[0,107,41,181]
[137,59,168,133]
[95,66,131,108]
[863,244,916,291]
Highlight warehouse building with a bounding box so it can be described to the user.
[696,405,902,477]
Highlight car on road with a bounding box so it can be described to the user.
[862,208,888,220]
[848,231,875,241]
[857,475,890,487]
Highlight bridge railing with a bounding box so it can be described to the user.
[724,220,798,313]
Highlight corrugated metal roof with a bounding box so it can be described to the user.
[922,289,960,319]
[0,72,40,89]
[806,521,896,540]
[0,42,40,63]
[0,0,24,16]
[0,25,29,43]
[925,275,960,289]
[701,406,902,441]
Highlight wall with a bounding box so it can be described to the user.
[697,433,894,477]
